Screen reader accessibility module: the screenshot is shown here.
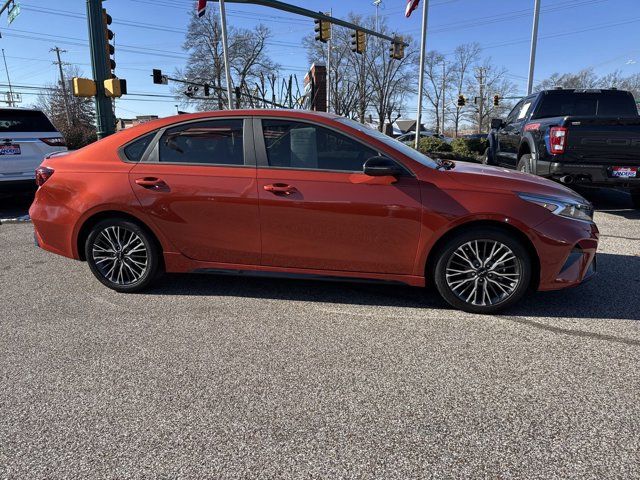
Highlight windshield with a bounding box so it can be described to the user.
[336,118,438,169]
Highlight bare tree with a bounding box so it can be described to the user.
[450,43,480,137]
[36,65,96,149]
[465,59,517,132]
[304,14,415,130]
[179,7,278,110]
[421,51,456,134]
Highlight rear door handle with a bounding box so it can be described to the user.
[263,183,297,196]
[135,177,168,190]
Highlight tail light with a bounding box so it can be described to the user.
[35,166,54,187]
[40,137,66,147]
[549,127,568,155]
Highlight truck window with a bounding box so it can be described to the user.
[532,91,638,119]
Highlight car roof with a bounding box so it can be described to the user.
[0,107,47,112]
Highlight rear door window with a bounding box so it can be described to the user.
[0,110,56,132]
[158,119,245,165]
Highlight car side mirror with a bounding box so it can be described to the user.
[363,156,404,177]
[491,118,504,130]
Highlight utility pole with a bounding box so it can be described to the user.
[86,0,116,138]
[441,60,446,135]
[1,49,15,107]
[51,47,72,125]
[414,0,429,149]
[476,67,485,134]
[527,0,541,95]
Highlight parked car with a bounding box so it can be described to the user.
[397,131,453,144]
[30,110,598,313]
[486,88,640,207]
[0,108,66,188]
[463,133,488,140]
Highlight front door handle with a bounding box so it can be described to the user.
[135,177,168,190]
[263,183,297,196]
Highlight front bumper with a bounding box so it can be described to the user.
[549,162,640,187]
[532,214,599,291]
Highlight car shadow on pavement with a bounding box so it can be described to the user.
[150,252,639,322]
[0,187,35,219]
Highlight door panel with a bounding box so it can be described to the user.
[129,164,260,264]
[127,118,260,264]
[258,169,422,274]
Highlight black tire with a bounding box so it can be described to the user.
[631,189,640,210]
[516,154,532,173]
[432,227,532,314]
[85,218,162,293]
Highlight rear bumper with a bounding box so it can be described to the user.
[532,215,599,291]
[549,162,640,187]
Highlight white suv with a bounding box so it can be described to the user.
[0,108,67,186]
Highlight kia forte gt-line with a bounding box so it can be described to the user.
[29,110,598,313]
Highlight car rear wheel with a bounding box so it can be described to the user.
[433,228,532,314]
[85,219,161,293]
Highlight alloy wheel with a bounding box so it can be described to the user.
[91,226,148,285]
[445,239,521,307]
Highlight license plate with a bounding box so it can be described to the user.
[0,144,20,155]
[610,166,638,178]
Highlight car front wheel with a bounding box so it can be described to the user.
[85,219,161,293]
[631,188,640,210]
[433,228,532,314]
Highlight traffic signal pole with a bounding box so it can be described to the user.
[86,0,116,138]
[414,0,429,150]
[218,0,234,109]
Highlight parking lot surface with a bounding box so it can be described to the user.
[1,188,639,479]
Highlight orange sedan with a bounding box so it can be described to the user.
[30,110,598,313]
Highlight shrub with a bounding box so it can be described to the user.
[450,138,472,157]
[418,136,452,154]
[466,137,488,154]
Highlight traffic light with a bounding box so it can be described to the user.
[390,36,405,60]
[351,30,366,55]
[314,18,330,43]
[493,95,500,106]
[102,8,116,77]
[104,78,127,98]
[204,83,210,96]
[152,69,168,85]
[72,77,97,97]
[457,95,466,107]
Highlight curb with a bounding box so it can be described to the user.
[0,216,31,225]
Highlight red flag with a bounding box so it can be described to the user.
[405,0,420,18]
[197,0,207,17]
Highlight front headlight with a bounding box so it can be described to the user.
[518,192,594,222]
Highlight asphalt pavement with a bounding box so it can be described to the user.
[1,187,639,479]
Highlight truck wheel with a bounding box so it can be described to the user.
[517,154,532,174]
[631,189,640,209]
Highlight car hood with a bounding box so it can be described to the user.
[445,161,588,203]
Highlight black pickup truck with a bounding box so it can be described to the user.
[486,88,640,207]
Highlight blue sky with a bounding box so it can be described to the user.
[0,0,638,119]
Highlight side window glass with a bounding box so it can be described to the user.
[517,102,532,120]
[158,119,244,165]
[506,101,524,124]
[123,132,155,162]
[261,120,376,172]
